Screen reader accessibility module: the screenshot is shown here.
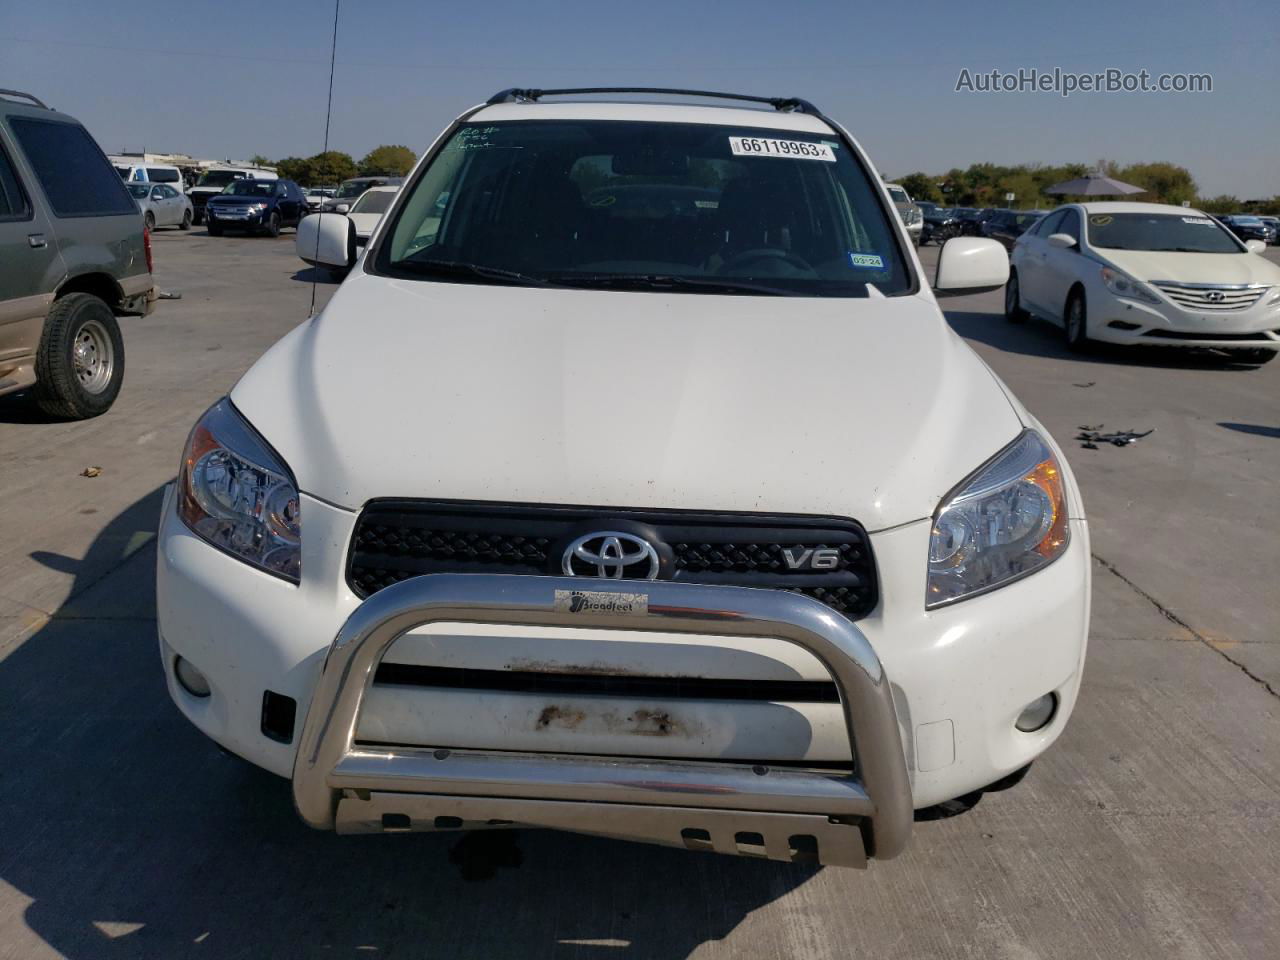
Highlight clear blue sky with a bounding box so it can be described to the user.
[3,0,1277,197]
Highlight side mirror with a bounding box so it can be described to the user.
[296,212,355,270]
[1245,239,1266,254]
[334,203,350,214]
[1047,233,1077,249]
[934,237,1010,296]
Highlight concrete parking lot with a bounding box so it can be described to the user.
[1,230,1277,959]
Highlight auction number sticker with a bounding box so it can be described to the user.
[729,137,835,161]
[1182,217,1214,225]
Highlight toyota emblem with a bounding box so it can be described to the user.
[563,532,661,580]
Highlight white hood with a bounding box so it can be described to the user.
[1098,248,1280,286]
[231,275,1024,530]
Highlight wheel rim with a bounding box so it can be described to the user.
[72,318,114,395]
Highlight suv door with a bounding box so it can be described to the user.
[0,129,61,372]
[279,181,302,224]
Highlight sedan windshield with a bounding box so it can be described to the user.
[335,180,372,199]
[127,183,151,199]
[376,120,912,297]
[1087,213,1242,253]
[352,190,395,215]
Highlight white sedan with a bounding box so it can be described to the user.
[1007,201,1280,364]
[345,184,399,243]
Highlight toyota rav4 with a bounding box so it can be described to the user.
[157,87,1090,868]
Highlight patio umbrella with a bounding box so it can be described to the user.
[1045,172,1146,196]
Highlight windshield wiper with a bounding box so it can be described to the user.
[546,273,794,296]
[394,257,552,287]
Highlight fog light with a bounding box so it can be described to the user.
[1015,693,1056,732]
[174,656,211,698]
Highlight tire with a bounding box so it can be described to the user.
[1233,348,1276,365]
[207,222,223,237]
[33,293,125,420]
[1004,270,1028,323]
[265,211,281,238]
[179,209,192,230]
[1063,288,1092,352]
[144,211,155,232]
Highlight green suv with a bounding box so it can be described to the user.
[0,88,156,419]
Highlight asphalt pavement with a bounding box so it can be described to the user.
[0,230,1277,959]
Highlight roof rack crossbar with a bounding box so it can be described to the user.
[486,87,819,114]
[0,88,50,109]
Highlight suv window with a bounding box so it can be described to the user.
[0,141,32,221]
[147,167,181,185]
[8,117,136,218]
[378,119,911,297]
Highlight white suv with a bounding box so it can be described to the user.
[158,88,1089,868]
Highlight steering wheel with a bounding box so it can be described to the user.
[719,247,812,275]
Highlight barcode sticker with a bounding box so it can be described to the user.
[729,137,835,162]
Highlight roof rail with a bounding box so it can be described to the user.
[486,87,820,115]
[0,88,50,109]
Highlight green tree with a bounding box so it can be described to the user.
[358,144,416,177]
[275,156,311,184]
[306,150,358,185]
[1115,162,1197,205]
[248,154,272,167]
[1197,194,1240,214]
[898,172,940,204]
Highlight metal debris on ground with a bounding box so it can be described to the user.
[1074,425,1154,449]
[1073,381,1096,388]
[79,466,102,478]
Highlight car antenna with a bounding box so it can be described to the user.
[310,0,341,319]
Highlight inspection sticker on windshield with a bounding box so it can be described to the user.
[729,137,835,161]
[849,252,885,269]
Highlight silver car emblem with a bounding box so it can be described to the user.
[563,531,661,580]
[1205,290,1225,303]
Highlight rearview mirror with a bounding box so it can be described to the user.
[334,203,350,214]
[1047,233,1077,249]
[933,237,1010,296]
[1245,239,1266,254]
[296,212,355,270]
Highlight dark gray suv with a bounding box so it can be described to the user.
[0,88,156,419]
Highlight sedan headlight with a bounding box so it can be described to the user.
[177,398,300,583]
[927,430,1069,608]
[1100,267,1160,304]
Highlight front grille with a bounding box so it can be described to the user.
[1143,328,1280,342]
[348,501,879,620]
[1150,281,1269,311]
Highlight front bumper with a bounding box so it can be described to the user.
[292,572,912,866]
[1085,279,1280,349]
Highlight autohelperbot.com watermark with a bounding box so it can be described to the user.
[955,67,1212,98]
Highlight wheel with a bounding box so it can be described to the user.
[265,211,281,238]
[144,211,155,232]
[179,209,192,231]
[207,222,223,236]
[1004,270,1028,323]
[1063,288,1092,352]
[33,293,125,419]
[1233,348,1276,365]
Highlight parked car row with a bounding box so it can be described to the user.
[1218,214,1277,245]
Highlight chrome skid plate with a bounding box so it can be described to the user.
[293,574,912,868]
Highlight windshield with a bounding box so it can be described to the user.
[377,120,911,297]
[219,181,274,197]
[197,170,244,188]
[887,187,909,204]
[335,180,372,199]
[352,189,395,215]
[1087,213,1242,253]
[1229,216,1262,226]
[127,183,151,198]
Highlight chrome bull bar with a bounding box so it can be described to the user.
[293,574,912,867]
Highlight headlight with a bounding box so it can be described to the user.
[927,430,1069,608]
[177,398,300,583]
[1100,267,1159,304]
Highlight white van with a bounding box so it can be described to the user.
[109,158,187,192]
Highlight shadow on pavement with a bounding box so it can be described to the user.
[0,488,816,959]
[290,266,341,285]
[1218,421,1280,439]
[945,309,1265,371]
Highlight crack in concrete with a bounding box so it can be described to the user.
[1094,553,1279,701]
